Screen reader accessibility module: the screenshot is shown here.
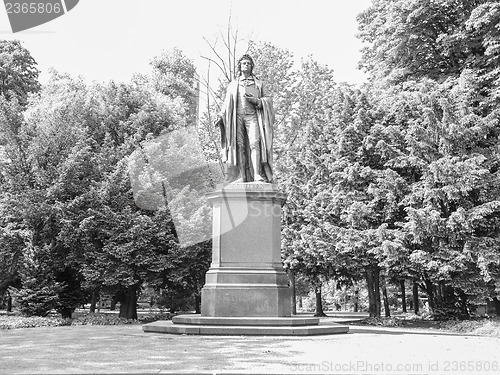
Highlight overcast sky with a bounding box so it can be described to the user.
[0,0,372,85]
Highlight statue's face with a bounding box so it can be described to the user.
[240,59,253,74]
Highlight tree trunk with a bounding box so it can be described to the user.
[412,280,419,314]
[6,291,12,312]
[290,271,297,315]
[59,307,73,319]
[194,294,201,314]
[119,288,138,320]
[400,279,407,313]
[314,285,327,317]
[374,268,382,317]
[353,287,359,313]
[456,288,469,318]
[366,268,376,317]
[89,290,99,313]
[492,297,500,317]
[423,279,436,312]
[443,283,456,310]
[365,266,381,318]
[436,280,444,308]
[110,297,117,311]
[381,276,390,317]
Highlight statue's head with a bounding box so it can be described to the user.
[237,54,255,76]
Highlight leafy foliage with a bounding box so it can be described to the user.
[0,40,40,103]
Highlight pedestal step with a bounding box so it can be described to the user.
[172,315,320,326]
[143,320,349,336]
[142,315,349,336]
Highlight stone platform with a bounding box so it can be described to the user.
[142,314,349,336]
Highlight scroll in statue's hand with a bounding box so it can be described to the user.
[214,117,224,127]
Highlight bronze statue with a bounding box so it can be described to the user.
[214,55,274,183]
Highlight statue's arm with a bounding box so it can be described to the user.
[214,83,231,126]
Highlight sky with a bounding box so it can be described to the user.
[0,0,372,85]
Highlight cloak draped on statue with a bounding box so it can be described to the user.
[218,76,275,183]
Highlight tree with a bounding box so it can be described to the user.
[0,40,40,104]
[357,0,500,318]
[0,195,26,310]
[279,60,377,316]
[247,41,297,144]
[0,51,204,318]
[0,94,30,307]
[52,76,194,319]
[357,75,500,317]
[150,48,199,126]
[396,79,499,316]
[357,0,500,109]
[0,73,95,317]
[129,126,214,313]
[358,0,481,81]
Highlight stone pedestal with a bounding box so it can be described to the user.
[201,183,291,317]
[143,183,349,336]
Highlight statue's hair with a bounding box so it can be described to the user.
[237,54,255,76]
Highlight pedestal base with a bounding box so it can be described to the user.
[142,315,349,336]
[201,184,291,317]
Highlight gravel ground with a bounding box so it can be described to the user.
[1,318,499,374]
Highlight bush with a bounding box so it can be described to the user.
[430,307,469,321]
[439,318,500,336]
[0,310,174,329]
[0,315,69,329]
[9,285,61,317]
[360,317,402,327]
[138,311,174,323]
[0,312,138,329]
[472,320,500,336]
[71,313,136,326]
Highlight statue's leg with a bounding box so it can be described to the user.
[247,114,264,182]
[236,116,250,182]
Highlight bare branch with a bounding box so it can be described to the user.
[200,55,229,83]
[202,37,230,81]
[232,28,238,78]
[226,12,232,80]
[198,73,223,107]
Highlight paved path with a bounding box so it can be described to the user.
[1,319,499,374]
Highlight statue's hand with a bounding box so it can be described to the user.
[244,93,259,106]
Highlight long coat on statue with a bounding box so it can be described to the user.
[218,76,274,183]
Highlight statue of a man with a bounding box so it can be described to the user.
[214,54,274,183]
